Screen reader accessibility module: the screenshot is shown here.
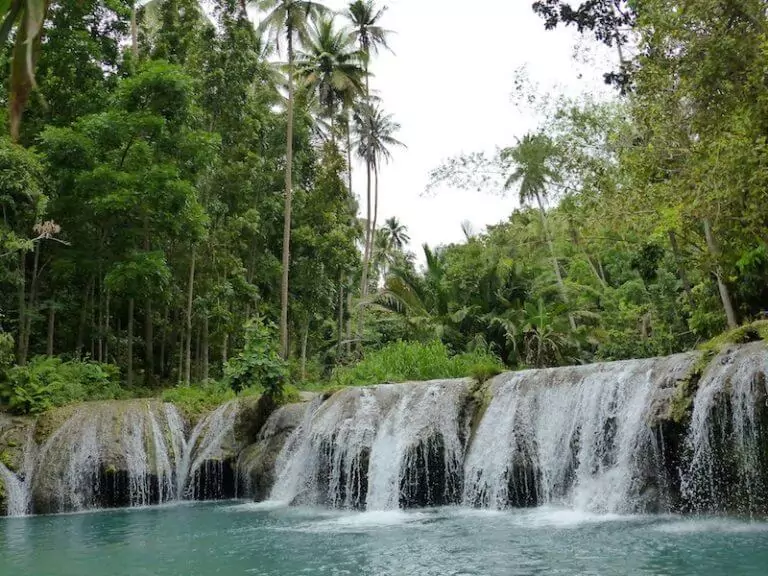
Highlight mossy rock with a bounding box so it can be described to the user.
[34,404,78,445]
[698,320,768,355]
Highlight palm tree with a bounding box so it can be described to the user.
[353,102,404,342]
[381,216,409,250]
[345,0,392,94]
[503,133,576,331]
[295,17,365,137]
[251,0,328,357]
[344,1,392,320]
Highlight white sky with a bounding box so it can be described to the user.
[323,0,615,258]
[253,0,615,259]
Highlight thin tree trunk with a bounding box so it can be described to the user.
[346,120,353,195]
[222,332,228,366]
[127,298,134,387]
[104,292,110,363]
[668,230,692,299]
[131,5,138,58]
[357,157,374,348]
[703,218,738,330]
[203,314,210,382]
[185,246,196,385]
[202,316,209,382]
[98,275,103,362]
[346,285,353,355]
[177,325,184,385]
[371,163,380,285]
[535,193,576,331]
[300,320,309,382]
[337,273,344,357]
[279,35,295,359]
[195,325,201,382]
[47,305,55,357]
[75,278,93,358]
[159,306,168,378]
[21,242,41,362]
[17,251,26,363]
[145,299,153,383]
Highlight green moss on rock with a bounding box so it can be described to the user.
[698,320,768,354]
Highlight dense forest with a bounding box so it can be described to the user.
[1,0,767,414]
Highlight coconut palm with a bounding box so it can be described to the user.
[251,0,328,357]
[353,102,404,343]
[381,216,409,251]
[503,133,576,331]
[345,0,392,94]
[295,17,366,137]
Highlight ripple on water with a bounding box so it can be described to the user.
[654,518,768,534]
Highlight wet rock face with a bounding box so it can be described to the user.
[399,433,463,508]
[237,402,307,501]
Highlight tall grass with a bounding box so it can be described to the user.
[330,341,505,388]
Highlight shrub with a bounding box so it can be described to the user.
[161,380,236,422]
[0,356,123,414]
[224,317,287,397]
[330,341,505,388]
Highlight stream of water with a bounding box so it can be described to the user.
[2,501,768,575]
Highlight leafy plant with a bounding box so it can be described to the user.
[224,317,288,397]
[330,340,505,388]
[0,356,124,415]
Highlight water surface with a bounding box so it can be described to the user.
[2,502,768,575]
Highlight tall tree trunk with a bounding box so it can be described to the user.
[75,278,93,358]
[668,230,692,300]
[195,326,201,382]
[346,286,353,355]
[17,251,26,363]
[97,275,103,362]
[357,157,374,348]
[105,292,110,363]
[24,242,41,359]
[346,119,353,195]
[159,306,168,379]
[131,5,138,58]
[47,305,55,357]
[145,299,154,383]
[202,315,209,382]
[703,219,738,330]
[127,298,134,387]
[371,163,381,285]
[279,35,295,359]
[535,193,576,331]
[300,320,309,382]
[337,273,344,357]
[185,247,196,385]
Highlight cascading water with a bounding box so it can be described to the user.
[463,354,697,513]
[0,428,36,516]
[32,401,186,513]
[680,342,768,514]
[270,380,471,510]
[181,400,239,500]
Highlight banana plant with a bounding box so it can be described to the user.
[1,0,50,141]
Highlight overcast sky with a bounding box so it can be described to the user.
[258,0,614,259]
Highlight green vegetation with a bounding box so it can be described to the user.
[329,341,505,388]
[1,357,124,414]
[2,0,768,419]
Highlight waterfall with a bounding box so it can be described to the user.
[270,381,471,510]
[32,401,188,513]
[181,400,239,500]
[680,342,768,514]
[463,354,696,513]
[0,428,36,516]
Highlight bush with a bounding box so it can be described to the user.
[330,341,505,388]
[224,317,287,397]
[161,380,236,422]
[0,356,123,414]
